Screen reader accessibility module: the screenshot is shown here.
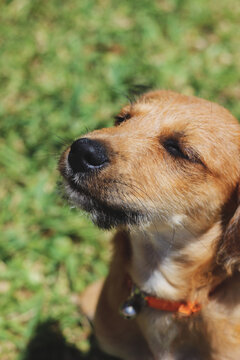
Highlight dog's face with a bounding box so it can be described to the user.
[59,90,240,236]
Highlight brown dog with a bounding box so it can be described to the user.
[59,90,240,360]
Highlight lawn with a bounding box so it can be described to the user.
[1,0,240,359]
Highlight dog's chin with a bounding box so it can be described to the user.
[63,182,146,230]
[90,204,143,230]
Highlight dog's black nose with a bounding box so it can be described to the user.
[68,138,109,173]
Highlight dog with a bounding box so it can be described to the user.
[59,90,240,360]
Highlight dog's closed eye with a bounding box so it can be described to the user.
[163,138,189,160]
[114,113,131,126]
[163,137,206,168]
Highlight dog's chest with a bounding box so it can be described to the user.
[138,308,209,360]
[138,309,177,359]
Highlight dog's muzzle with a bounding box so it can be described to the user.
[60,137,145,229]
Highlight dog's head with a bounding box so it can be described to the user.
[59,90,240,272]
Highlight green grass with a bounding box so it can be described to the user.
[1,0,240,358]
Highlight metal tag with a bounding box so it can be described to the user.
[120,293,146,320]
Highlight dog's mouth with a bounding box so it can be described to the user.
[61,175,147,230]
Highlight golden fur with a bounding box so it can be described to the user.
[59,90,240,360]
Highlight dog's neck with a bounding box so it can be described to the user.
[128,221,222,302]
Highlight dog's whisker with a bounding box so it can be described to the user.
[55,135,70,145]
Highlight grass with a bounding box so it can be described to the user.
[1,0,240,358]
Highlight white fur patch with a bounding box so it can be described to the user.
[129,222,193,299]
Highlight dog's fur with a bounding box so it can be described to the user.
[59,90,240,360]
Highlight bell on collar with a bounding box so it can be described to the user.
[120,293,146,320]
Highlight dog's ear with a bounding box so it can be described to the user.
[217,183,240,274]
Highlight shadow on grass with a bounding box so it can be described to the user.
[22,319,118,360]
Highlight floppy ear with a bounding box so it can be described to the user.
[217,183,240,275]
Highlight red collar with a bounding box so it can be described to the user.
[145,296,201,316]
[121,275,201,318]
